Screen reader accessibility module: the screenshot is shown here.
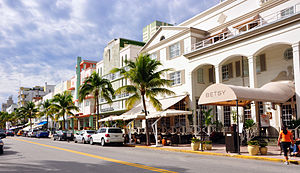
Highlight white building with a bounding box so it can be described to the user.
[139,0,300,136]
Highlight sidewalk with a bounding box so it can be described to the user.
[127,143,300,165]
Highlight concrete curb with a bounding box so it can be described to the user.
[125,145,300,165]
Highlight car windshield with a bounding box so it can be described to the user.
[108,129,122,133]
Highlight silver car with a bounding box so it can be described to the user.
[74,130,95,144]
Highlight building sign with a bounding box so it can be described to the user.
[205,90,226,98]
[100,107,114,112]
[260,113,271,127]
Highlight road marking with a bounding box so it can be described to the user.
[13,138,177,173]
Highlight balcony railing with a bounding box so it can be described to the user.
[191,3,300,52]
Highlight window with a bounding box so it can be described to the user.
[284,48,293,60]
[174,115,186,127]
[222,63,232,80]
[209,67,215,83]
[85,100,89,106]
[224,106,231,127]
[282,105,293,127]
[170,71,181,85]
[244,107,251,120]
[121,56,124,66]
[160,36,165,41]
[169,42,180,58]
[108,129,122,133]
[100,129,106,133]
[235,61,241,77]
[281,6,294,18]
[161,117,170,128]
[197,68,204,83]
[256,54,266,73]
[150,53,157,60]
[242,58,249,77]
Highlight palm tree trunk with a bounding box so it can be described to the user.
[30,118,32,131]
[63,114,66,130]
[96,95,99,130]
[141,94,150,145]
[46,116,49,131]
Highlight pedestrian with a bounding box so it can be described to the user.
[277,126,294,165]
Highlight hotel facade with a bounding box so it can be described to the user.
[139,0,300,137]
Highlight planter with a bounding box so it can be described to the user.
[248,145,259,155]
[260,147,268,155]
[205,144,212,150]
[191,142,200,151]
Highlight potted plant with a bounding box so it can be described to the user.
[247,140,259,155]
[259,140,268,155]
[191,137,201,151]
[204,141,213,150]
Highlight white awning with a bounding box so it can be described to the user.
[147,109,192,119]
[120,94,188,120]
[198,81,295,106]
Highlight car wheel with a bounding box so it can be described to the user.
[90,138,94,145]
[101,138,106,147]
[82,139,86,144]
[74,138,77,143]
[53,137,56,141]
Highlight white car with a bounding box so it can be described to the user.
[74,130,95,144]
[90,127,124,146]
[27,129,39,137]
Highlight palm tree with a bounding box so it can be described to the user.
[51,91,79,130]
[38,99,54,130]
[111,53,174,145]
[21,101,39,131]
[79,71,114,130]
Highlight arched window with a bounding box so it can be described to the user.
[160,36,165,41]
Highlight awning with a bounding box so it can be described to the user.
[38,121,47,125]
[120,94,188,120]
[147,109,192,119]
[198,81,295,106]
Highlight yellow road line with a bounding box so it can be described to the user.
[133,145,300,165]
[14,138,177,173]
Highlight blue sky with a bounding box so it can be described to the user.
[0,0,219,109]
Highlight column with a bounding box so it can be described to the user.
[248,56,259,124]
[78,119,81,130]
[292,42,300,119]
[187,71,197,134]
[215,65,223,123]
[248,56,257,88]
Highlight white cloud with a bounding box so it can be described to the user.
[0,0,218,109]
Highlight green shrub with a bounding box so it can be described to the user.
[191,137,201,143]
[204,141,212,144]
[259,140,268,147]
[247,140,259,146]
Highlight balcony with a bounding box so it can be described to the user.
[191,3,300,52]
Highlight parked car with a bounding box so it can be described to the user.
[27,129,39,137]
[17,130,24,136]
[6,130,14,136]
[74,130,95,144]
[53,130,74,141]
[90,127,124,146]
[36,131,49,138]
[0,130,6,139]
[22,131,28,137]
[0,138,4,154]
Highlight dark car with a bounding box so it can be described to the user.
[0,138,4,154]
[36,131,49,138]
[0,130,6,139]
[53,130,73,141]
[6,130,14,136]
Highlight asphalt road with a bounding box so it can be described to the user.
[0,136,299,173]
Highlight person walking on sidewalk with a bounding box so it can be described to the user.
[277,126,294,165]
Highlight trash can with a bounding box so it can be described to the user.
[225,132,238,153]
